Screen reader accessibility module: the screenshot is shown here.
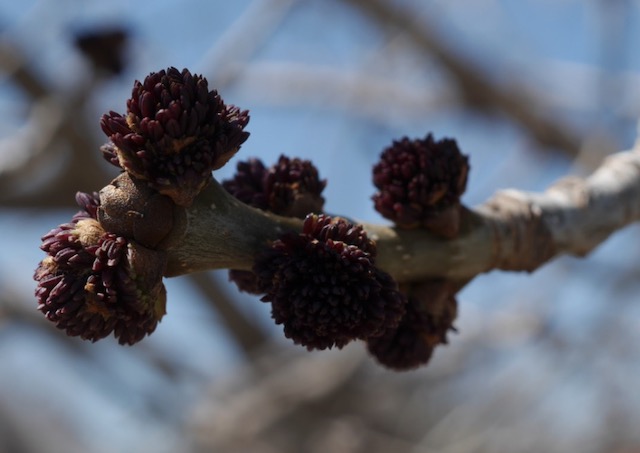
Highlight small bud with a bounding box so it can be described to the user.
[367,280,458,371]
[223,155,326,292]
[254,214,406,350]
[100,67,250,206]
[222,158,269,210]
[222,155,326,218]
[372,134,469,236]
[34,193,167,345]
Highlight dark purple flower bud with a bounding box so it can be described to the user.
[264,155,326,218]
[367,280,458,371]
[222,155,326,218]
[35,195,167,345]
[302,212,375,255]
[72,191,101,222]
[223,155,327,292]
[253,214,406,350]
[100,67,250,206]
[372,134,469,236]
[222,158,270,211]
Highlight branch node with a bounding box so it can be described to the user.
[482,191,556,272]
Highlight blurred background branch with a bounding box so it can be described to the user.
[341,0,584,157]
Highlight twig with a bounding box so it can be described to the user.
[138,145,640,282]
[370,144,640,280]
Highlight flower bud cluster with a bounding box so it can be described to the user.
[223,155,326,293]
[101,67,249,206]
[34,192,166,345]
[223,155,326,218]
[366,280,458,370]
[254,214,407,350]
[372,134,469,236]
[365,134,468,369]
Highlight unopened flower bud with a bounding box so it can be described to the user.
[372,134,469,236]
[367,280,458,370]
[224,155,326,293]
[34,193,167,345]
[101,67,250,206]
[254,214,406,350]
[223,155,326,218]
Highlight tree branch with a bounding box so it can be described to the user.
[141,145,640,282]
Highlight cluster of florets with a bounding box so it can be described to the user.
[372,134,469,236]
[101,67,249,206]
[253,214,406,350]
[35,67,249,345]
[223,155,326,218]
[34,192,166,345]
[223,155,326,293]
[365,134,468,368]
[366,281,458,370]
